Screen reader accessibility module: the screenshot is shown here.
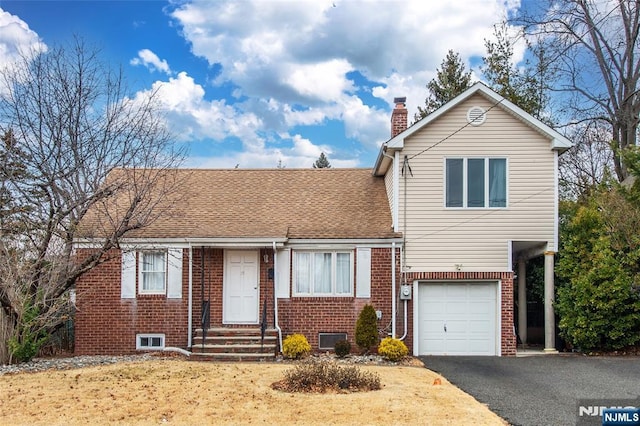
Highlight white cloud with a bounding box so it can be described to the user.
[134,71,358,168]
[130,49,171,74]
[170,0,523,156]
[0,9,46,66]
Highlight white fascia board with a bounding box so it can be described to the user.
[287,238,403,249]
[74,237,288,249]
[385,82,573,152]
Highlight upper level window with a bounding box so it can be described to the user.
[446,158,507,208]
[294,251,353,296]
[140,251,166,294]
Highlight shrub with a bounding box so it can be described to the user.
[272,361,381,393]
[282,333,311,359]
[355,304,378,353]
[378,337,408,362]
[557,192,640,351]
[8,303,49,364]
[334,339,351,358]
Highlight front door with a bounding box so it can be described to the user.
[223,250,259,324]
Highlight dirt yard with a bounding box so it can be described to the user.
[0,359,505,425]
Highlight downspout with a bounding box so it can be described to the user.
[399,244,408,341]
[187,243,193,348]
[273,241,283,353]
[391,242,396,338]
[382,149,398,339]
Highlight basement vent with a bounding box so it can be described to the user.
[319,333,348,350]
[467,106,487,126]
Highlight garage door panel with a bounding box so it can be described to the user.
[418,282,497,356]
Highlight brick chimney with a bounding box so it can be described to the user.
[391,97,407,138]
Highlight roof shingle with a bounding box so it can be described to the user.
[80,168,397,241]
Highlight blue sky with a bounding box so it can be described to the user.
[0,0,527,168]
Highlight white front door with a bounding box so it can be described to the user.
[418,282,497,356]
[223,250,259,324]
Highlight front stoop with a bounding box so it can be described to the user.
[190,328,279,361]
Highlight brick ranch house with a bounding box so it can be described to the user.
[74,83,572,358]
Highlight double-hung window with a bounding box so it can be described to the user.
[445,158,507,208]
[294,251,353,296]
[139,251,167,294]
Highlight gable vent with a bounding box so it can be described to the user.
[467,106,487,126]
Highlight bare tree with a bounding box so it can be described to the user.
[0,39,186,363]
[520,1,640,181]
[559,122,615,199]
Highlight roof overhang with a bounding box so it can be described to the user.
[373,82,573,176]
[74,237,289,249]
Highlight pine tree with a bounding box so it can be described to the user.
[415,50,473,121]
[313,152,331,168]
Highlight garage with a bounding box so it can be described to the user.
[417,281,498,356]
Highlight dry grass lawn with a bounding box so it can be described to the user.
[0,359,505,425]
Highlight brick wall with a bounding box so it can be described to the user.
[404,271,516,356]
[75,248,189,355]
[278,247,397,351]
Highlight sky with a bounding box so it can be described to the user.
[0,0,529,169]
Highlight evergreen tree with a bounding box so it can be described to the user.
[355,304,379,353]
[415,50,473,121]
[482,22,553,120]
[313,152,331,168]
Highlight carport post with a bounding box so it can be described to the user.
[543,251,557,352]
[518,259,527,345]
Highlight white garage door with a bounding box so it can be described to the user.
[418,282,497,356]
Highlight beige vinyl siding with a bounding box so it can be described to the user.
[399,94,555,271]
[384,165,395,228]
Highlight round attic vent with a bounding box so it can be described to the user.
[467,106,487,126]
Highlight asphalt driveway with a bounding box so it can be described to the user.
[419,355,640,426]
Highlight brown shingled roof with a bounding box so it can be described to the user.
[81,168,397,240]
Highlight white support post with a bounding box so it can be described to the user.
[544,251,557,353]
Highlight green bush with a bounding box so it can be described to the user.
[8,303,48,363]
[272,361,381,393]
[557,192,640,351]
[378,337,408,362]
[355,304,378,353]
[282,333,311,359]
[334,339,351,358]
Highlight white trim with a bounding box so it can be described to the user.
[385,83,573,151]
[292,250,354,297]
[497,280,503,357]
[552,150,559,252]
[507,241,513,272]
[74,237,287,249]
[443,157,508,209]
[138,250,167,295]
[136,333,165,350]
[287,239,403,249]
